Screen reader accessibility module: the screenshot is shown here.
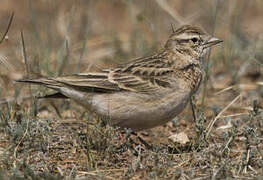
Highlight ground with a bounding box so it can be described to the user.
[0,0,263,179]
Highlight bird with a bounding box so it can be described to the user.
[17,25,222,131]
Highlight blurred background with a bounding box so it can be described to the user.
[0,0,262,101]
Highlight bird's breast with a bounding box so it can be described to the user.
[179,66,203,93]
[89,88,191,131]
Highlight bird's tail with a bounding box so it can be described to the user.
[16,78,68,98]
[16,78,57,86]
[16,78,86,101]
[16,78,63,90]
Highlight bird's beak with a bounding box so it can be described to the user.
[204,37,223,48]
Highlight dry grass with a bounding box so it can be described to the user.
[0,0,263,179]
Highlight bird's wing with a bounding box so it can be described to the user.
[53,53,175,93]
[107,54,175,92]
[54,72,120,92]
[17,72,120,93]
[17,53,175,93]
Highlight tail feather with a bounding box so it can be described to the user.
[16,76,118,93]
[16,78,62,89]
[39,92,68,99]
[16,78,85,101]
[16,78,57,85]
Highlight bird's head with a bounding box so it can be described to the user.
[165,25,222,64]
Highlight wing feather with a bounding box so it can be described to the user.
[18,51,175,93]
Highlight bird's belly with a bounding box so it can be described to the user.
[90,90,191,131]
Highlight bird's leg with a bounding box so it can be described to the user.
[118,129,152,151]
[136,134,152,150]
[190,96,197,122]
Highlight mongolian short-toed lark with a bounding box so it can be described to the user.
[17,25,222,131]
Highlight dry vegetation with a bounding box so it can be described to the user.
[0,0,263,179]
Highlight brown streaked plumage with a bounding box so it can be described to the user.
[17,25,222,131]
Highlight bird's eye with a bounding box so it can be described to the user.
[191,38,198,43]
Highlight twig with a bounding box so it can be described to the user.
[0,12,14,45]
[190,97,196,122]
[20,30,29,77]
[206,94,241,139]
[212,165,223,180]
[201,0,220,107]
[219,113,248,119]
[154,0,184,24]
[215,83,259,95]
[222,136,233,153]
[77,168,127,174]
[214,86,234,95]
[13,117,29,168]
[243,148,250,174]
[248,165,257,174]
[77,168,127,180]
